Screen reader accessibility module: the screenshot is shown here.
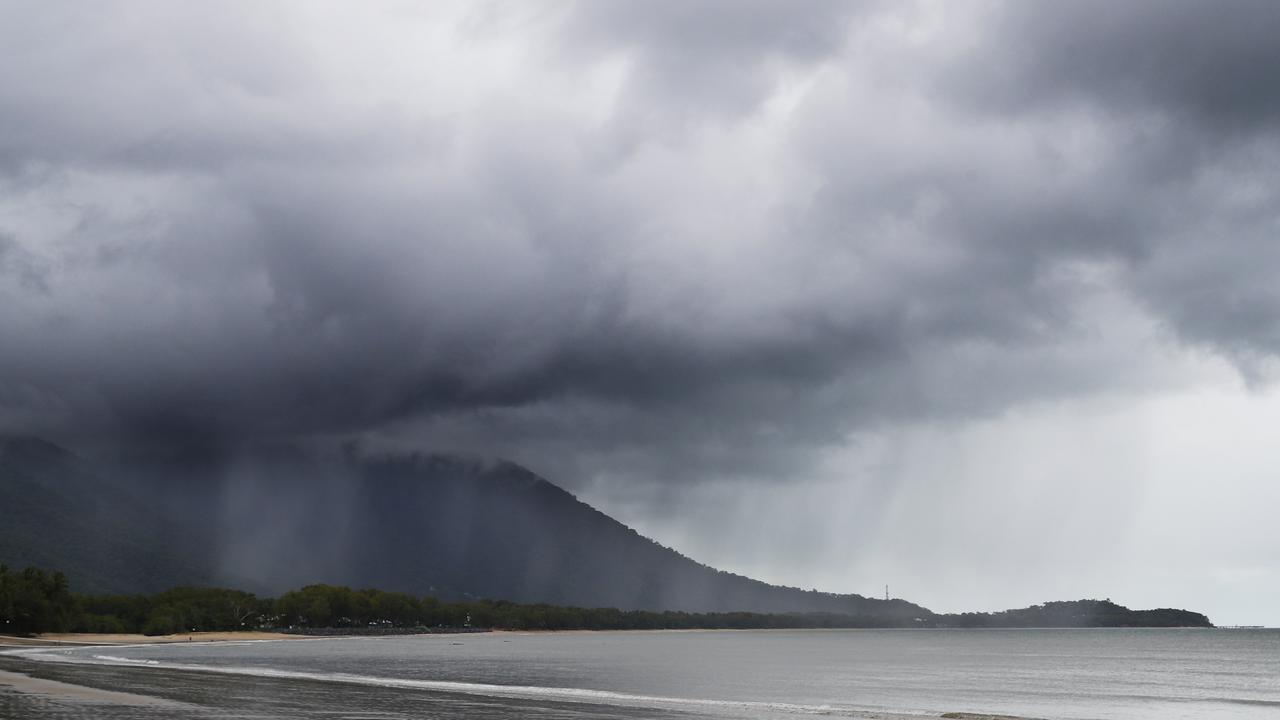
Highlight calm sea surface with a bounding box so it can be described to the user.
[5,628,1278,719]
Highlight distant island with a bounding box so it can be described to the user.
[1,565,1212,636]
[936,599,1210,628]
[0,436,1212,632]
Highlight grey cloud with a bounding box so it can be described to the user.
[559,0,867,113]
[0,234,51,293]
[955,0,1280,132]
[0,0,1278,492]
[925,0,1280,375]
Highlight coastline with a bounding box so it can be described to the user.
[0,667,185,707]
[10,628,1265,719]
[0,631,301,647]
[0,624,1232,649]
[0,653,773,720]
[0,646,1044,720]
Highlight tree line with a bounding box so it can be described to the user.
[2,565,922,636]
[1,565,1209,636]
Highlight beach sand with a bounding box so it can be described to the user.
[0,634,1045,720]
[0,668,183,707]
[0,654,703,720]
[0,631,298,647]
[0,654,1043,720]
[0,632,302,718]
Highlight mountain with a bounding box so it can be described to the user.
[0,436,226,594]
[0,435,925,621]
[0,436,1212,627]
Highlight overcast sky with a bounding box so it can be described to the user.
[2,0,1278,625]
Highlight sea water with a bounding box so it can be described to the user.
[6,628,1279,719]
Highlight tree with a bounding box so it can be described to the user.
[1,566,76,634]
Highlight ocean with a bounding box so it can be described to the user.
[3,628,1278,719]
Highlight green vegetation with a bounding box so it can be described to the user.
[0,565,77,634]
[271,583,916,631]
[1,565,920,635]
[0,565,1212,636]
[937,599,1212,628]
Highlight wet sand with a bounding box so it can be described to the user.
[0,654,701,719]
[0,668,184,706]
[0,640,1045,720]
[0,631,298,647]
[0,655,1038,720]
[0,664,198,720]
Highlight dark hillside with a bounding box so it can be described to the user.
[0,436,1211,627]
[0,436,922,619]
[0,436,217,594]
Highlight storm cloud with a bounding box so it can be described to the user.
[2,1,1278,621]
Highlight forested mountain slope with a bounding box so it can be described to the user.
[0,435,924,620]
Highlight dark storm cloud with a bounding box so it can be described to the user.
[956,0,1280,132]
[945,0,1280,373]
[1,0,1278,485]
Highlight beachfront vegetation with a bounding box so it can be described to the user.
[0,565,77,634]
[4,565,918,635]
[0,564,1212,636]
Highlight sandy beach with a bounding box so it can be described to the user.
[0,631,301,717]
[0,634,1053,720]
[0,650,702,720]
[0,631,299,647]
[0,655,1020,720]
[0,668,184,707]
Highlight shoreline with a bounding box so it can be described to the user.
[0,631,300,647]
[4,628,1262,718]
[0,624,1239,649]
[0,667,186,708]
[19,623,1235,648]
[0,653,921,717]
[0,650,1043,720]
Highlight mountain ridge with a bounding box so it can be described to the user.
[0,435,923,619]
[0,435,1211,627]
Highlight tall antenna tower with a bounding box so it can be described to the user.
[885,585,889,602]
